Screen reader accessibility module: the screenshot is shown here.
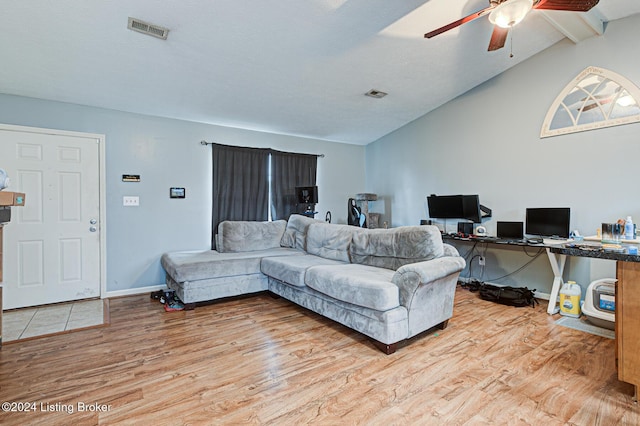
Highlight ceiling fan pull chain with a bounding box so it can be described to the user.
[509,27,514,58]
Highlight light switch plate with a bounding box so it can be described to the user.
[123,196,139,206]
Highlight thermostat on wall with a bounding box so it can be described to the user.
[122,174,140,182]
[170,187,185,198]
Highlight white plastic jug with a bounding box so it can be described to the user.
[560,281,581,318]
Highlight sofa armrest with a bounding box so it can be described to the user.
[392,256,465,307]
[392,256,465,338]
[443,243,459,257]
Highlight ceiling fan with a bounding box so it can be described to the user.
[424,0,600,52]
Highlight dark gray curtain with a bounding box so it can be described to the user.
[211,143,270,247]
[271,151,317,220]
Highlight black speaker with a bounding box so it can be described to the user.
[420,219,432,225]
[457,222,473,236]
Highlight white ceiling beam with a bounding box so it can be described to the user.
[539,8,605,44]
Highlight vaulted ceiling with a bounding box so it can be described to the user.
[1,1,639,145]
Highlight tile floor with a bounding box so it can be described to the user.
[2,298,107,343]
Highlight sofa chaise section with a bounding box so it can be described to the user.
[161,219,302,308]
[161,247,301,308]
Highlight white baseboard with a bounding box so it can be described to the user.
[457,277,550,301]
[103,283,167,299]
[534,291,551,301]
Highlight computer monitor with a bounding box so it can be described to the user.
[296,186,318,204]
[427,195,464,219]
[462,195,482,223]
[427,194,489,223]
[497,221,524,239]
[525,207,570,238]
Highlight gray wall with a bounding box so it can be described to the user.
[0,94,365,293]
[365,14,640,294]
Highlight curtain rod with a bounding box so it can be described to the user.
[200,140,324,158]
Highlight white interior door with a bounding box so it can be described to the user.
[0,125,104,309]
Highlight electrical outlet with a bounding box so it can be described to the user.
[479,256,485,266]
[123,196,139,207]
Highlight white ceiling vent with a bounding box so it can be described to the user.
[365,89,388,99]
[127,17,169,40]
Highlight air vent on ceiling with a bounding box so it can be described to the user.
[127,17,169,40]
[365,89,388,99]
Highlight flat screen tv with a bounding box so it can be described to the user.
[525,207,571,238]
[296,186,318,204]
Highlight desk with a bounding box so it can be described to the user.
[548,243,640,399]
[443,234,561,309]
[443,235,621,314]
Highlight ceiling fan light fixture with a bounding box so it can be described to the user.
[488,0,533,29]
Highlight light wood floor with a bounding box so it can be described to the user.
[0,286,638,425]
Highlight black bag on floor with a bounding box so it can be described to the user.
[479,283,538,308]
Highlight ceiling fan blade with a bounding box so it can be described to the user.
[488,26,510,51]
[533,0,599,12]
[425,6,495,38]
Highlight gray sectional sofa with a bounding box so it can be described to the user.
[160,215,465,353]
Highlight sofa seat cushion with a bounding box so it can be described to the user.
[305,264,399,311]
[161,248,302,283]
[261,254,346,287]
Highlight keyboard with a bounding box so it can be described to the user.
[495,238,527,245]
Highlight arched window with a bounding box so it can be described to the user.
[540,66,640,138]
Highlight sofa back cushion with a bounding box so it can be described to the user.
[349,225,444,270]
[306,222,355,262]
[280,214,318,250]
[217,220,287,253]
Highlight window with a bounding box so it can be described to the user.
[210,143,317,247]
[541,66,640,138]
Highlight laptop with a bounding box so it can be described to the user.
[496,221,525,244]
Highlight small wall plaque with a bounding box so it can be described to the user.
[170,187,185,198]
[122,174,141,182]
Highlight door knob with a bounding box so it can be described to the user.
[89,226,97,232]
[90,218,97,225]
